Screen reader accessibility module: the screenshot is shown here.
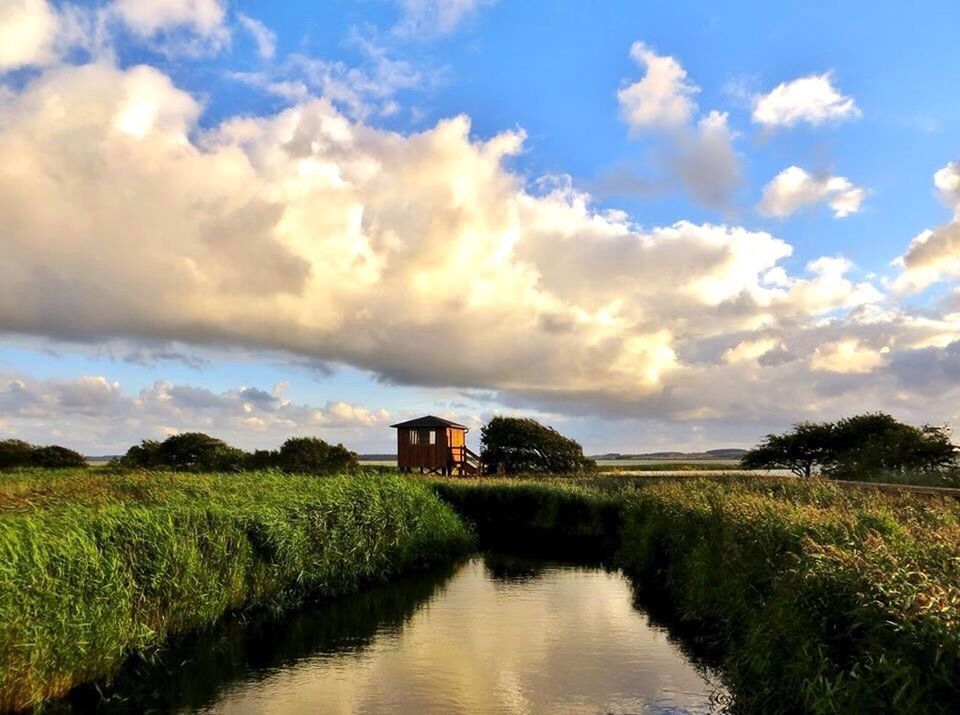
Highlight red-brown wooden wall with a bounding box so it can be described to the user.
[397,427,467,471]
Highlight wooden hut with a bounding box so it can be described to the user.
[390,416,482,476]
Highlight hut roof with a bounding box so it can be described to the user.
[390,415,468,430]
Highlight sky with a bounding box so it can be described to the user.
[2,0,960,455]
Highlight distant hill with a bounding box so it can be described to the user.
[589,449,747,461]
[358,454,398,461]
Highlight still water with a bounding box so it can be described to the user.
[71,555,725,714]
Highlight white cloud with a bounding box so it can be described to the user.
[895,162,960,291]
[752,72,860,128]
[810,339,887,374]
[618,41,699,132]
[723,338,778,364]
[113,0,226,37]
[758,166,866,218]
[0,0,58,70]
[0,0,233,69]
[238,13,276,60]
[230,32,435,119]
[934,161,960,210]
[669,110,741,209]
[617,43,739,208]
[393,0,495,37]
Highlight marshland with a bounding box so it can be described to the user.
[2,449,959,712]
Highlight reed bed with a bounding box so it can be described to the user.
[429,475,960,713]
[0,469,473,711]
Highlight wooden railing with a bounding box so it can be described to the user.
[449,446,484,476]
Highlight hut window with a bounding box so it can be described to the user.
[428,430,436,445]
[409,430,419,445]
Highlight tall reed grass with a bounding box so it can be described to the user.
[0,470,472,711]
[428,475,960,713]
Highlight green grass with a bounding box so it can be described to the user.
[425,475,960,713]
[0,469,473,711]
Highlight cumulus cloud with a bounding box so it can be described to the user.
[617,43,740,208]
[752,72,860,128]
[0,372,392,452]
[393,0,495,37]
[617,41,699,132]
[0,0,58,70]
[0,56,896,421]
[758,166,866,218]
[895,162,960,291]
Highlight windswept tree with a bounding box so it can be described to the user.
[742,414,957,479]
[480,417,595,474]
[741,422,833,478]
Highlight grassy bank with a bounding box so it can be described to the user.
[0,470,473,711]
[428,476,960,713]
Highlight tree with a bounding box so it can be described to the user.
[277,437,359,475]
[480,417,595,474]
[30,445,87,469]
[741,414,958,479]
[741,422,834,478]
[827,414,956,478]
[0,439,35,470]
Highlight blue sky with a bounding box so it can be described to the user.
[2,0,960,454]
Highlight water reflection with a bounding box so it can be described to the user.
[63,555,724,714]
[62,564,457,713]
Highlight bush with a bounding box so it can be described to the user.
[115,434,356,475]
[245,449,280,471]
[117,434,245,472]
[0,440,35,470]
[29,445,87,469]
[277,437,359,475]
[157,433,245,472]
[0,440,87,470]
[480,417,595,474]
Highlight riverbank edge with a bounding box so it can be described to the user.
[0,472,474,711]
[428,477,960,714]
